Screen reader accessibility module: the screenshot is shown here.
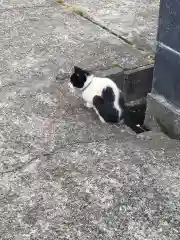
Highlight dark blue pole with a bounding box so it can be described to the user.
[146,0,180,138]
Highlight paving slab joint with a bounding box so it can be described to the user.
[57,0,155,56]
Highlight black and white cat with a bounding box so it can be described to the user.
[69,66,126,123]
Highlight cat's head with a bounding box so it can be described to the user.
[70,66,91,89]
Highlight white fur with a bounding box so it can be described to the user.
[82,75,122,118]
[85,102,93,108]
[69,75,123,123]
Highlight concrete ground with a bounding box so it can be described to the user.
[65,0,160,52]
[0,0,180,240]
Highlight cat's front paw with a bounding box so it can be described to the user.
[85,102,93,108]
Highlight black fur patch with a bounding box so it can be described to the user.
[93,87,120,123]
[70,66,90,89]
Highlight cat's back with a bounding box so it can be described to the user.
[92,76,119,93]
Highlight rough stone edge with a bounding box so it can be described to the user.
[94,64,153,106]
[94,66,123,78]
[145,93,180,139]
[124,64,154,74]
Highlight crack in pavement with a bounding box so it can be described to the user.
[57,1,152,54]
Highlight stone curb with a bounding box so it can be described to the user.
[94,64,154,104]
[145,93,180,139]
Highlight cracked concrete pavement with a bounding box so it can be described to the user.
[65,0,160,52]
[0,0,180,240]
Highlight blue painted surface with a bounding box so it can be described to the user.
[157,0,180,53]
[153,45,180,107]
[153,0,180,107]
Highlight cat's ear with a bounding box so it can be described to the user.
[74,66,90,76]
[74,66,82,73]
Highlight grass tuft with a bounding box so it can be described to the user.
[110,63,121,68]
[70,6,85,16]
[57,1,86,17]
[57,0,64,3]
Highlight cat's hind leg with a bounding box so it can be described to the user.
[93,106,106,123]
[93,93,119,124]
[92,96,106,123]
